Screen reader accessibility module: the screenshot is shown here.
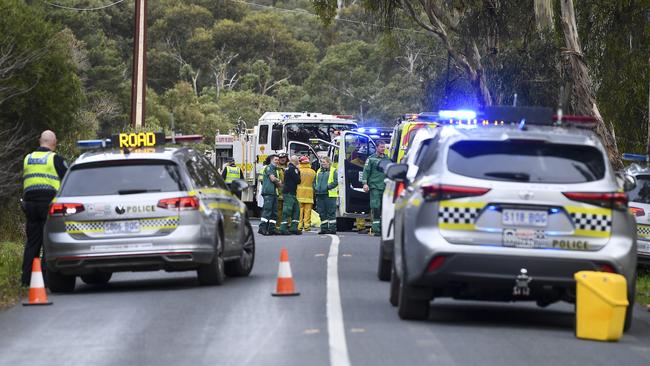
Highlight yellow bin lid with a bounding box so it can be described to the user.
[574,271,629,307]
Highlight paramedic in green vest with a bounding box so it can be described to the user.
[258,155,282,236]
[21,130,68,286]
[362,141,389,236]
[314,156,338,235]
[278,155,301,235]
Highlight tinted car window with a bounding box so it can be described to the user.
[629,174,650,204]
[185,157,210,187]
[447,140,606,183]
[60,160,186,196]
[197,153,227,189]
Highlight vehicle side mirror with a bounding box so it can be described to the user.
[377,159,391,173]
[230,179,248,194]
[271,128,283,150]
[385,163,408,181]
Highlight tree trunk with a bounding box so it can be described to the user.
[559,0,622,169]
[534,0,555,32]
[646,57,650,157]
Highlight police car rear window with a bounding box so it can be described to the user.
[447,140,606,183]
[629,174,650,204]
[59,160,186,197]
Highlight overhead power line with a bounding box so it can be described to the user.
[41,0,127,11]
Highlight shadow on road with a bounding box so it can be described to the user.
[67,273,265,295]
[425,301,575,331]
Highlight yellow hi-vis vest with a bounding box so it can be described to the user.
[224,165,241,183]
[23,151,60,193]
[327,166,338,198]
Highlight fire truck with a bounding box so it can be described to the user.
[214,112,363,219]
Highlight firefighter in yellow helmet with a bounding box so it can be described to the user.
[21,130,68,286]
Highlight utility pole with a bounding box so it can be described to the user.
[130,0,147,128]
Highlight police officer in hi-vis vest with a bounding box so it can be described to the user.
[221,158,244,185]
[21,130,68,286]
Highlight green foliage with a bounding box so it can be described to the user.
[0,241,23,309]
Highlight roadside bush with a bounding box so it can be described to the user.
[0,242,23,308]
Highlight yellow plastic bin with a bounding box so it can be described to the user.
[574,271,629,341]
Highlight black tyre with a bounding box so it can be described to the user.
[389,265,399,307]
[624,273,636,332]
[397,275,430,320]
[197,233,226,286]
[225,220,256,277]
[336,217,354,232]
[377,242,391,281]
[47,270,76,293]
[80,272,112,285]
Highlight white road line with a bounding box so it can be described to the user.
[327,234,351,366]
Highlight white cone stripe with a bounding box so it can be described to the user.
[29,272,45,288]
[277,261,293,278]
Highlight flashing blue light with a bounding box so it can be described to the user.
[77,139,109,149]
[369,134,380,139]
[357,128,366,133]
[549,208,561,214]
[486,205,499,211]
[369,128,378,134]
[622,153,649,162]
[439,109,477,120]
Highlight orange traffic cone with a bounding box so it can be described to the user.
[271,247,300,297]
[23,258,52,306]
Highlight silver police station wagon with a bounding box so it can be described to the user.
[44,132,255,292]
[386,107,638,330]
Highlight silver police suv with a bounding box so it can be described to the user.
[623,161,650,266]
[45,142,255,292]
[386,107,638,331]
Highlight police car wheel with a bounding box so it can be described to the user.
[225,221,256,277]
[47,270,76,293]
[389,266,399,307]
[197,234,226,286]
[377,244,391,282]
[397,275,430,320]
[624,273,636,332]
[80,273,112,285]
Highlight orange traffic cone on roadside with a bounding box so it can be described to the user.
[23,258,52,306]
[271,247,300,297]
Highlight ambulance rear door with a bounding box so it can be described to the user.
[337,131,376,217]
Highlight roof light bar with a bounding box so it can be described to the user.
[622,153,649,162]
[438,110,477,120]
[77,139,110,150]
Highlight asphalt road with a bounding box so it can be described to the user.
[1,222,649,366]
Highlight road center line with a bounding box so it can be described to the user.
[327,234,351,366]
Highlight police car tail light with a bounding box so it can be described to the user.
[49,203,85,217]
[421,184,490,201]
[598,263,616,273]
[426,256,447,273]
[562,192,628,211]
[157,197,199,211]
[629,206,645,217]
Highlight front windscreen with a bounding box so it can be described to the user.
[629,174,650,204]
[447,140,606,183]
[285,123,355,152]
[59,160,186,196]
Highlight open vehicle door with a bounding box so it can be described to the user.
[337,131,376,217]
[287,141,320,171]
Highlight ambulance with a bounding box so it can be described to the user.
[214,112,358,212]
